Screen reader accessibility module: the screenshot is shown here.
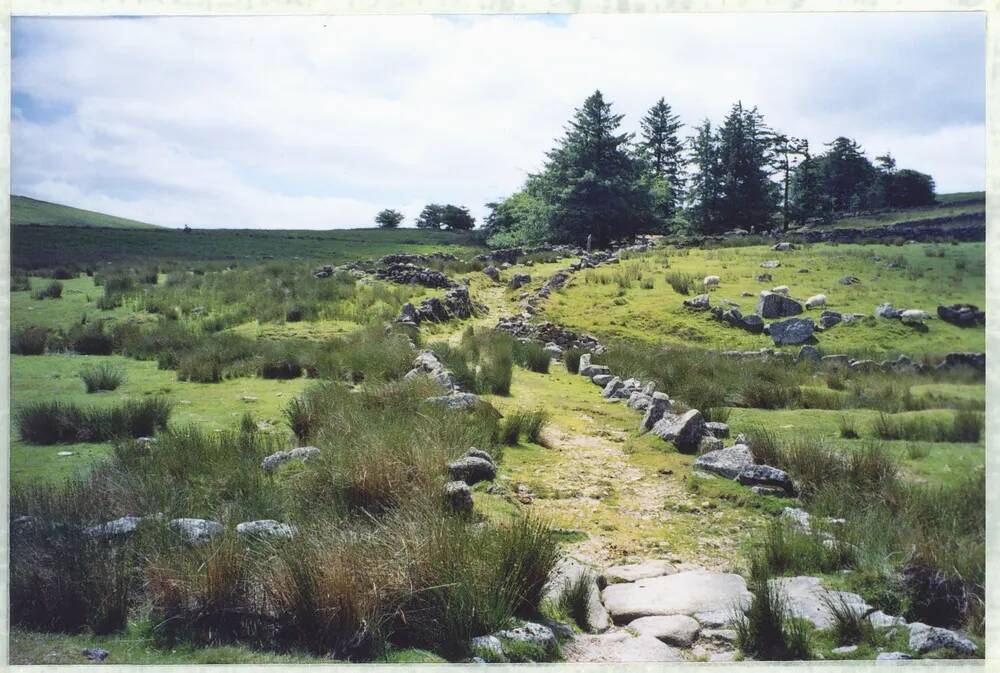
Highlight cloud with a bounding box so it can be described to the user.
[11,12,986,229]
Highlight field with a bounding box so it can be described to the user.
[7,206,986,664]
[544,242,985,356]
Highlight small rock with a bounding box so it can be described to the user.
[832,645,859,655]
[84,516,144,541]
[444,481,473,513]
[495,622,557,653]
[471,635,503,657]
[639,392,671,433]
[651,409,707,454]
[693,444,754,479]
[169,518,224,546]
[683,294,711,311]
[236,519,297,539]
[760,260,780,269]
[447,456,496,485]
[737,464,794,494]
[876,652,913,661]
[592,374,614,386]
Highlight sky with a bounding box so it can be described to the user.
[11,12,986,230]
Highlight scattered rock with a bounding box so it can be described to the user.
[447,456,496,486]
[169,518,224,546]
[705,421,730,438]
[495,622,557,653]
[874,303,902,319]
[683,294,711,311]
[697,435,724,454]
[907,622,977,655]
[483,265,500,282]
[628,614,700,647]
[751,485,793,497]
[82,648,109,662]
[693,444,754,479]
[651,409,706,454]
[604,560,677,584]
[757,292,804,319]
[471,635,503,657]
[818,310,842,330]
[261,446,321,473]
[639,393,671,433]
[592,374,614,386]
[84,516,143,541]
[236,520,297,539]
[769,317,814,345]
[797,345,821,363]
[508,273,532,290]
[601,377,624,399]
[772,241,793,251]
[760,260,780,269]
[737,464,794,494]
[443,481,474,513]
[425,392,481,410]
[601,570,752,623]
[937,352,985,373]
[832,645,858,655]
[839,276,860,285]
[937,303,984,327]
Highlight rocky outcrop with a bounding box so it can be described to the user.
[396,286,485,326]
[373,263,455,289]
[769,317,815,345]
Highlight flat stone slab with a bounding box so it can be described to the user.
[693,444,753,479]
[603,560,677,584]
[602,570,751,623]
[565,632,684,662]
[770,576,870,629]
[628,615,700,647]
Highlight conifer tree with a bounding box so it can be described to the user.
[638,98,685,226]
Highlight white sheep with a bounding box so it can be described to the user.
[900,309,929,324]
[771,285,790,296]
[805,294,827,309]
[704,275,721,288]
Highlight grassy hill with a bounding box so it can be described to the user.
[12,195,163,230]
[823,191,985,231]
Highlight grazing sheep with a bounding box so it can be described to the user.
[805,294,827,309]
[771,285,790,296]
[901,309,929,324]
[704,275,721,288]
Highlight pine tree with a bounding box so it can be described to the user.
[790,142,829,224]
[715,102,777,233]
[539,90,651,247]
[686,120,722,233]
[638,98,685,226]
[818,137,877,212]
[769,134,809,230]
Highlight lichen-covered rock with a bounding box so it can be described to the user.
[425,392,481,410]
[169,518,224,545]
[683,294,710,311]
[693,444,754,479]
[737,464,794,494]
[651,409,706,454]
[508,273,532,290]
[236,520,297,539]
[483,265,500,282]
[447,456,496,485]
[601,377,624,399]
[592,374,614,387]
[639,393,671,433]
[261,446,321,473]
[907,622,977,655]
[494,622,557,653]
[757,292,804,319]
[769,317,815,345]
[444,481,473,513]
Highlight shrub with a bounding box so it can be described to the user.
[563,348,583,374]
[80,363,126,392]
[733,559,812,660]
[522,410,549,444]
[11,274,31,291]
[11,325,48,355]
[513,341,550,374]
[17,398,173,444]
[96,294,123,310]
[260,358,303,380]
[32,280,63,300]
[51,267,75,280]
[70,323,115,355]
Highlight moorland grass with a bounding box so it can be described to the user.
[17,398,173,444]
[80,363,126,392]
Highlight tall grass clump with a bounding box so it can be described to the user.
[80,363,126,392]
[17,398,173,444]
[664,271,699,296]
[497,409,548,446]
[873,411,983,443]
[69,322,115,355]
[822,594,877,646]
[432,328,514,395]
[563,348,583,374]
[513,340,551,374]
[11,325,49,355]
[733,558,812,660]
[556,570,597,631]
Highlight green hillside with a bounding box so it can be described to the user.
[11,195,163,230]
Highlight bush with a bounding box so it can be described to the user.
[563,348,583,374]
[260,358,303,380]
[70,323,115,355]
[32,280,63,300]
[96,294,123,310]
[80,363,126,392]
[11,325,48,355]
[17,398,173,444]
[51,267,76,280]
[11,274,31,291]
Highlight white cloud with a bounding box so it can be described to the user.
[12,13,985,230]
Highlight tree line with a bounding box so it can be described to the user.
[481,90,936,246]
[375,203,476,231]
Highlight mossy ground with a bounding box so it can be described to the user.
[542,242,984,356]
